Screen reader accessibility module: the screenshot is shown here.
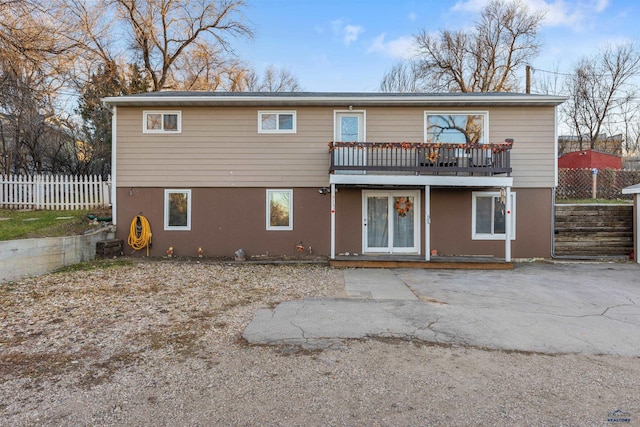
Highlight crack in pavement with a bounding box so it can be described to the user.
[289,302,308,341]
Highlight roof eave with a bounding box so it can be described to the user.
[102,94,568,108]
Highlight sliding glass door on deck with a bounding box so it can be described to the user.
[363,191,420,254]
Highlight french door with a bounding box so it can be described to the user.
[363,190,420,254]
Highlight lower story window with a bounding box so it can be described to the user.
[472,191,515,240]
[267,189,293,230]
[164,189,191,230]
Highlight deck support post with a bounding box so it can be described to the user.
[425,185,430,261]
[330,183,336,259]
[505,186,512,262]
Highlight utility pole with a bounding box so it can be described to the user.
[525,65,531,94]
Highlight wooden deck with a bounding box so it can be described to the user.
[329,141,513,177]
[329,255,514,270]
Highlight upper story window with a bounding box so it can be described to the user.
[144,111,181,133]
[258,111,296,133]
[425,112,488,144]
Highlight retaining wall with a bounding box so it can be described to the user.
[554,204,633,257]
[0,227,115,283]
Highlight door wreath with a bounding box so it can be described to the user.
[394,197,412,217]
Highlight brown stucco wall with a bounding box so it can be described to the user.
[429,187,553,259]
[117,186,553,259]
[334,187,363,255]
[116,187,330,258]
[332,187,553,259]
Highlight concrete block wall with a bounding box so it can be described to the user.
[0,227,115,283]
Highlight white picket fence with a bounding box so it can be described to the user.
[0,175,111,210]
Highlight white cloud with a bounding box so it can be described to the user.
[344,24,364,46]
[330,19,364,46]
[367,34,417,59]
[539,0,612,28]
[594,0,609,12]
[452,0,488,13]
[330,19,345,35]
[408,12,418,22]
[452,0,611,28]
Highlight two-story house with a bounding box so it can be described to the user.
[103,92,566,262]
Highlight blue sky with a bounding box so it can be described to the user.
[235,0,640,92]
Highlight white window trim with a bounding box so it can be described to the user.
[472,191,516,240]
[266,189,293,231]
[424,111,489,144]
[164,189,191,231]
[143,110,182,134]
[258,110,297,133]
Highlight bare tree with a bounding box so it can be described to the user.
[379,62,425,92]
[382,0,544,93]
[246,65,301,92]
[176,40,253,91]
[620,99,640,155]
[0,1,78,174]
[112,0,253,91]
[563,43,640,150]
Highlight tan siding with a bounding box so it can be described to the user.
[489,106,556,188]
[365,108,425,141]
[116,104,558,188]
[116,106,334,187]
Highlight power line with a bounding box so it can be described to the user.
[532,66,640,80]
[531,67,574,77]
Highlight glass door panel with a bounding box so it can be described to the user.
[335,112,365,173]
[393,196,415,249]
[367,196,389,249]
[364,191,419,254]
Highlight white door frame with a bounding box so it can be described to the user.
[334,111,366,173]
[362,190,421,254]
[334,110,366,142]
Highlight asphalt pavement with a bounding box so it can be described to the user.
[243,262,640,355]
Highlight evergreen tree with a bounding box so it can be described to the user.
[76,61,151,176]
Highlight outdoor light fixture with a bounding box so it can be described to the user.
[318,187,330,195]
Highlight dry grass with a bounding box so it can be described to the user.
[0,208,112,240]
[0,259,345,387]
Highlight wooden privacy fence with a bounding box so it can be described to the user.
[0,175,111,210]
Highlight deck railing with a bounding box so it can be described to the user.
[329,141,512,176]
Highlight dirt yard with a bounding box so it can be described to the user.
[1,260,638,426]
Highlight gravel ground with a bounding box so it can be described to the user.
[1,259,639,426]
